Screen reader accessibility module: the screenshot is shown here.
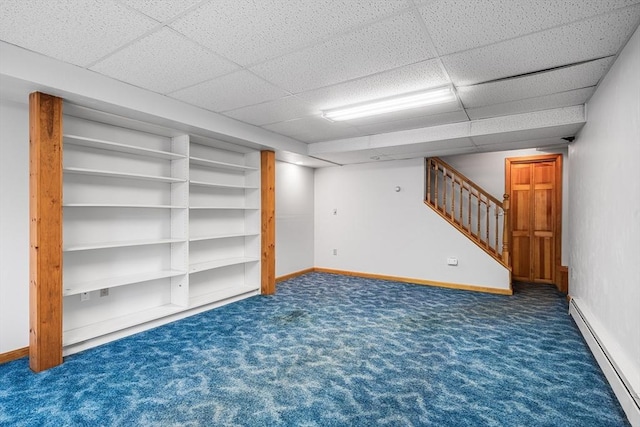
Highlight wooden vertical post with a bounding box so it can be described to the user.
[434,165,439,210]
[451,176,455,221]
[426,159,431,204]
[29,92,63,372]
[260,151,276,295]
[502,194,510,266]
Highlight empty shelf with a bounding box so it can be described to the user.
[64,134,185,160]
[64,270,186,296]
[189,257,259,274]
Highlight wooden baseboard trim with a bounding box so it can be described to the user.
[276,268,315,283]
[313,268,513,295]
[557,265,569,294]
[0,347,29,365]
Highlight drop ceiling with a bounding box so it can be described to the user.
[1,0,639,167]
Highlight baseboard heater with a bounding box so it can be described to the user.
[569,298,640,426]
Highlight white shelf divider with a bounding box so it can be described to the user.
[170,135,190,307]
[64,270,186,296]
[64,167,185,183]
[189,156,257,171]
[189,257,259,274]
[64,238,186,252]
[64,134,185,160]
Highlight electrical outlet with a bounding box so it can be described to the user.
[80,292,90,302]
[100,288,109,297]
[447,257,458,266]
[333,249,338,255]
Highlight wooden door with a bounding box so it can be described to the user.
[506,154,562,285]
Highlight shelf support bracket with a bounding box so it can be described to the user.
[29,92,64,372]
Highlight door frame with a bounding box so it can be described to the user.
[505,154,563,287]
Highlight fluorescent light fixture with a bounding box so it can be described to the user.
[322,87,456,121]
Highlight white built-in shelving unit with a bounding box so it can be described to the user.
[61,114,260,352]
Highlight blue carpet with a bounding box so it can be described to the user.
[0,273,629,426]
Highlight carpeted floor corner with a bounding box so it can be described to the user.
[0,272,630,426]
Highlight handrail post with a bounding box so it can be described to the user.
[502,194,510,265]
[426,159,432,204]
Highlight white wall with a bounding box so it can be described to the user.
[443,147,570,266]
[275,161,314,277]
[569,25,640,414]
[314,158,510,291]
[0,98,29,353]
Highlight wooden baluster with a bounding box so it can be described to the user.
[434,164,439,210]
[468,187,472,235]
[494,202,499,252]
[485,200,490,248]
[458,180,464,227]
[502,194,510,265]
[426,159,432,205]
[477,192,481,240]
[451,175,456,222]
[442,168,447,214]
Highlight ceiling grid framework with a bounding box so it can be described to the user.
[0,0,639,166]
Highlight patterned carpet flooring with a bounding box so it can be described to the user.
[0,273,630,426]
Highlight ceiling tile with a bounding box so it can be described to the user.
[466,87,595,120]
[297,59,449,110]
[354,110,469,136]
[442,5,640,86]
[168,70,289,112]
[0,0,158,66]
[420,0,640,55]
[458,57,613,108]
[250,11,438,93]
[223,96,317,126]
[91,28,238,94]
[170,0,411,66]
[263,116,361,143]
[117,0,202,22]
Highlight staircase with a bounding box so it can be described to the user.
[424,157,510,268]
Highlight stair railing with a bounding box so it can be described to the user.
[425,157,510,267]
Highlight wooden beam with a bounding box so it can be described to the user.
[260,151,276,295]
[29,92,63,372]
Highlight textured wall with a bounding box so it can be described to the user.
[570,26,640,398]
[275,161,315,277]
[0,99,29,353]
[314,158,510,290]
